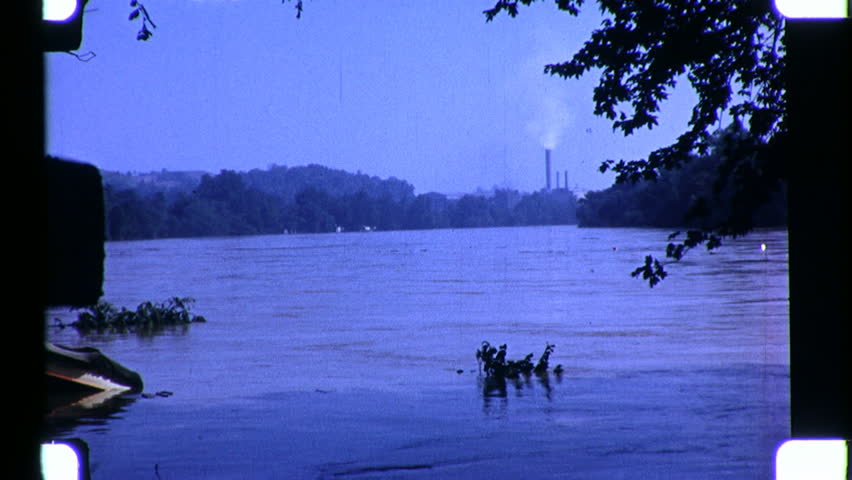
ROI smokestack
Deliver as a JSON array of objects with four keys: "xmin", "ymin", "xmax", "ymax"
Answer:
[
  {"xmin": 564, "ymin": 171, "xmax": 568, "ymax": 191},
  {"xmin": 556, "ymin": 170, "xmax": 560, "ymax": 189},
  {"xmin": 545, "ymin": 149, "xmax": 551, "ymax": 191}
]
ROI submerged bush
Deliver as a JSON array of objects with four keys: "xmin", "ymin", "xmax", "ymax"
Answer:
[
  {"xmin": 476, "ymin": 341, "xmax": 563, "ymax": 379},
  {"xmin": 66, "ymin": 297, "xmax": 206, "ymax": 334}
]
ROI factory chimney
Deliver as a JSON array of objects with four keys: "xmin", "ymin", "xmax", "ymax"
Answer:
[{"xmin": 545, "ymin": 149, "xmax": 552, "ymax": 191}]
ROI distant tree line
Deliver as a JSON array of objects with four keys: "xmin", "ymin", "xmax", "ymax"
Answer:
[
  {"xmin": 103, "ymin": 131, "xmax": 786, "ymax": 242},
  {"xmin": 103, "ymin": 164, "xmax": 579, "ymax": 241}
]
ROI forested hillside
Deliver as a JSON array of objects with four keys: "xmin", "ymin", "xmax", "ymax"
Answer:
[
  {"xmin": 101, "ymin": 126, "xmax": 787, "ymax": 243},
  {"xmin": 243, "ymin": 164, "xmax": 415, "ymax": 204},
  {"xmin": 577, "ymin": 126, "xmax": 787, "ymax": 229},
  {"xmin": 102, "ymin": 164, "xmax": 579, "ymax": 241}
]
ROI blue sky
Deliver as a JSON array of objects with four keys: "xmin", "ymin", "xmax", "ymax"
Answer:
[{"xmin": 46, "ymin": 0, "xmax": 698, "ymax": 196}]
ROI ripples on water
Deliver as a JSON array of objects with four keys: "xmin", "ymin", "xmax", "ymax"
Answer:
[{"xmin": 45, "ymin": 226, "xmax": 789, "ymax": 479}]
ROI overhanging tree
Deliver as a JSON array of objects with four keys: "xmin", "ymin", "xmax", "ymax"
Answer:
[{"xmin": 483, "ymin": 0, "xmax": 787, "ymax": 286}]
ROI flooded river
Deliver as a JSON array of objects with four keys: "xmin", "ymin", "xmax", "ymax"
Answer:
[{"xmin": 45, "ymin": 225, "xmax": 789, "ymax": 479}]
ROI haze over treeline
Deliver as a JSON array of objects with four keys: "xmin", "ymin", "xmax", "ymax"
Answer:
[
  {"xmin": 100, "ymin": 164, "xmax": 579, "ymax": 241},
  {"xmin": 98, "ymin": 132, "xmax": 787, "ymax": 242}
]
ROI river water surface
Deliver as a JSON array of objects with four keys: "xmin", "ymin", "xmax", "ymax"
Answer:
[{"xmin": 45, "ymin": 226, "xmax": 789, "ymax": 479}]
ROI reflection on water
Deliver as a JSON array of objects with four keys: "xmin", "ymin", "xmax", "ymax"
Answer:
[
  {"xmin": 479, "ymin": 372, "xmax": 561, "ymax": 400},
  {"xmin": 43, "ymin": 391, "xmax": 138, "ymax": 440},
  {"xmin": 479, "ymin": 371, "xmax": 562, "ymax": 418}
]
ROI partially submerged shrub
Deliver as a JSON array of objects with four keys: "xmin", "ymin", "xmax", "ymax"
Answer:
[
  {"xmin": 476, "ymin": 341, "xmax": 562, "ymax": 379},
  {"xmin": 66, "ymin": 297, "xmax": 206, "ymax": 334}
]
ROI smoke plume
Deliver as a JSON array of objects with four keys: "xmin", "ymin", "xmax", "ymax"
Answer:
[
  {"xmin": 526, "ymin": 92, "xmax": 571, "ymax": 149},
  {"xmin": 516, "ymin": 38, "xmax": 574, "ymax": 150}
]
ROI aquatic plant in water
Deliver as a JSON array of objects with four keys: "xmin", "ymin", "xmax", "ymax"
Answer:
[
  {"xmin": 476, "ymin": 341, "xmax": 563, "ymax": 379},
  {"xmin": 59, "ymin": 297, "xmax": 206, "ymax": 334}
]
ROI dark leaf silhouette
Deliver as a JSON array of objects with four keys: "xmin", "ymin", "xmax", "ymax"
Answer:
[{"xmin": 485, "ymin": 1, "xmax": 786, "ymax": 286}]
